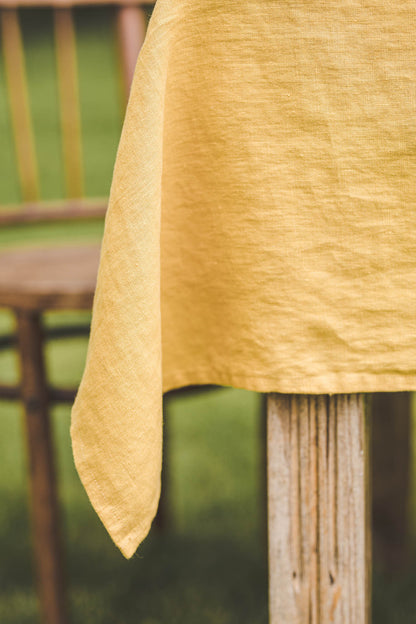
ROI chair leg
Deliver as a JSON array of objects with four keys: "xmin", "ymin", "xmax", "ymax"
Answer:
[
  {"xmin": 15, "ymin": 310, "xmax": 69, "ymax": 624},
  {"xmin": 267, "ymin": 394, "xmax": 371, "ymax": 624},
  {"xmin": 371, "ymin": 392, "xmax": 412, "ymax": 572}
]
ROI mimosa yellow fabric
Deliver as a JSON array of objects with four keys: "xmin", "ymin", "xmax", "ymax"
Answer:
[{"xmin": 71, "ymin": 0, "xmax": 416, "ymax": 558}]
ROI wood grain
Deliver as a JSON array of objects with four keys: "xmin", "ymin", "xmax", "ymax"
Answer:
[{"xmin": 267, "ymin": 394, "xmax": 371, "ymax": 624}]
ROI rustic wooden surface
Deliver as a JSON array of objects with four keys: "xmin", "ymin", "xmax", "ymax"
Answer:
[
  {"xmin": 16, "ymin": 310, "xmax": 69, "ymax": 624},
  {"xmin": 372, "ymin": 392, "xmax": 411, "ymax": 572},
  {"xmin": 267, "ymin": 394, "xmax": 371, "ymax": 624},
  {"xmin": 0, "ymin": 244, "xmax": 100, "ymax": 310}
]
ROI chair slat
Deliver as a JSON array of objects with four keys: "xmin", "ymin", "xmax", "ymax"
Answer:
[
  {"xmin": 116, "ymin": 5, "xmax": 147, "ymax": 105},
  {"xmin": 1, "ymin": 8, "xmax": 39, "ymax": 201},
  {"xmin": 53, "ymin": 7, "xmax": 83, "ymax": 198},
  {"xmin": 0, "ymin": 197, "xmax": 107, "ymax": 225}
]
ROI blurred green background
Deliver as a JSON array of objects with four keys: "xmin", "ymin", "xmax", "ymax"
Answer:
[{"xmin": 0, "ymin": 8, "xmax": 416, "ymax": 623}]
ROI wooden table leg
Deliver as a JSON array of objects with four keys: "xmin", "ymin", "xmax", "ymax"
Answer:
[
  {"xmin": 16, "ymin": 310, "xmax": 69, "ymax": 624},
  {"xmin": 267, "ymin": 394, "xmax": 371, "ymax": 624},
  {"xmin": 372, "ymin": 392, "xmax": 411, "ymax": 572}
]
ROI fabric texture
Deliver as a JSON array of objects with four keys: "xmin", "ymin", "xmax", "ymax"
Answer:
[{"xmin": 71, "ymin": 0, "xmax": 416, "ymax": 557}]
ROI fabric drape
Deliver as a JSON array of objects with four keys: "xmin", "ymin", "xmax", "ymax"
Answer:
[{"xmin": 71, "ymin": 0, "xmax": 416, "ymax": 557}]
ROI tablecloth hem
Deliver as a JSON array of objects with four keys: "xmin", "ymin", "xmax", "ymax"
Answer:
[{"xmin": 162, "ymin": 367, "xmax": 416, "ymax": 395}]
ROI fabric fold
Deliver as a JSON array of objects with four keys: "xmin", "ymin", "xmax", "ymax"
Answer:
[{"xmin": 71, "ymin": 0, "xmax": 178, "ymax": 558}]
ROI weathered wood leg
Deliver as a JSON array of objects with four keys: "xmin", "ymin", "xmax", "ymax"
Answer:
[
  {"xmin": 371, "ymin": 392, "xmax": 411, "ymax": 572},
  {"xmin": 267, "ymin": 394, "xmax": 371, "ymax": 624},
  {"xmin": 16, "ymin": 310, "xmax": 69, "ymax": 624}
]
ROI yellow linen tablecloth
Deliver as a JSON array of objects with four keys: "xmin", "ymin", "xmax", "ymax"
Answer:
[{"xmin": 71, "ymin": 0, "xmax": 416, "ymax": 557}]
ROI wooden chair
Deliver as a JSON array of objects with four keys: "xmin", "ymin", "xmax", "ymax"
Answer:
[{"xmin": 0, "ymin": 2, "xmax": 154, "ymax": 623}]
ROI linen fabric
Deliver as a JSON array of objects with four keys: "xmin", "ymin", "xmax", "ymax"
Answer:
[{"xmin": 71, "ymin": 0, "xmax": 416, "ymax": 557}]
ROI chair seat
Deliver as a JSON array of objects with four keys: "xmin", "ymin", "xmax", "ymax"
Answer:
[{"xmin": 0, "ymin": 244, "xmax": 100, "ymax": 310}]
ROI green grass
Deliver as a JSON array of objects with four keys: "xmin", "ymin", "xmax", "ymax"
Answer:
[{"xmin": 1, "ymin": 7, "xmax": 416, "ymax": 624}]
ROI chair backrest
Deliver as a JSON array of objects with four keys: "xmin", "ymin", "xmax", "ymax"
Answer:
[{"xmin": 0, "ymin": 0, "xmax": 155, "ymax": 225}]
